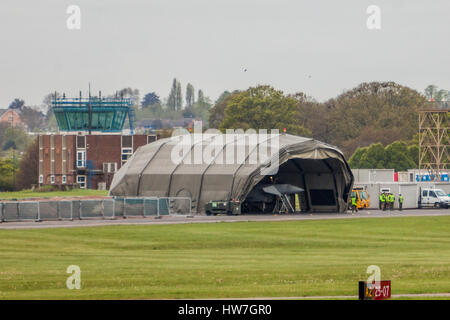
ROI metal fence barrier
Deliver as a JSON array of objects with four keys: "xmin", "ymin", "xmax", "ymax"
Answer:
[
  {"xmin": 144, "ymin": 198, "xmax": 159, "ymax": 216},
  {"xmin": 38, "ymin": 201, "xmax": 59, "ymax": 221},
  {"xmin": 120, "ymin": 197, "xmax": 191, "ymax": 218},
  {"xmin": 18, "ymin": 202, "xmax": 39, "ymax": 221},
  {"xmin": 3, "ymin": 202, "xmax": 21, "ymax": 222},
  {"xmin": 59, "ymin": 200, "xmax": 73, "ymax": 220},
  {"xmin": 80, "ymin": 199, "xmax": 116, "ymax": 220},
  {"xmin": 0, "ymin": 197, "xmax": 192, "ymax": 223}
]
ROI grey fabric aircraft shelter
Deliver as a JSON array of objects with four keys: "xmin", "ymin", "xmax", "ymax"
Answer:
[{"xmin": 109, "ymin": 133, "xmax": 354, "ymax": 213}]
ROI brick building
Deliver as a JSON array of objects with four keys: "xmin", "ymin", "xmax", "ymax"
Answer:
[
  {"xmin": 38, "ymin": 133, "xmax": 157, "ymax": 189},
  {"xmin": 0, "ymin": 109, "xmax": 25, "ymax": 127}
]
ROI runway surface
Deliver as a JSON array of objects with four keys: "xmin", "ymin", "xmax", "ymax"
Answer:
[{"xmin": 1, "ymin": 208, "xmax": 449, "ymax": 230}]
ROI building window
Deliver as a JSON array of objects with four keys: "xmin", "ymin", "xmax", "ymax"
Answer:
[
  {"xmin": 39, "ymin": 175, "xmax": 43, "ymax": 184},
  {"xmin": 77, "ymin": 175, "xmax": 86, "ymax": 188},
  {"xmin": 122, "ymin": 135, "xmax": 133, "ymax": 148},
  {"xmin": 103, "ymin": 162, "xmax": 117, "ymax": 173},
  {"xmin": 147, "ymin": 135, "xmax": 157, "ymax": 144},
  {"xmin": 121, "ymin": 135, "xmax": 133, "ymax": 165},
  {"xmin": 8, "ymin": 113, "xmax": 13, "ymax": 124},
  {"xmin": 62, "ymin": 175, "xmax": 67, "ymax": 184},
  {"xmin": 121, "ymin": 148, "xmax": 133, "ymax": 165},
  {"xmin": 77, "ymin": 135, "xmax": 86, "ymax": 148},
  {"xmin": 77, "ymin": 150, "xmax": 86, "ymax": 168},
  {"xmin": 51, "ymin": 175, "xmax": 55, "ymax": 184}
]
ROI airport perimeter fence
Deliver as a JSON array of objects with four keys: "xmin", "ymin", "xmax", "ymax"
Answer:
[{"xmin": 0, "ymin": 197, "xmax": 192, "ymax": 223}]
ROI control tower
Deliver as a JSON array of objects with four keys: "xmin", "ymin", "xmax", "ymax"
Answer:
[{"xmin": 52, "ymin": 93, "xmax": 136, "ymax": 134}]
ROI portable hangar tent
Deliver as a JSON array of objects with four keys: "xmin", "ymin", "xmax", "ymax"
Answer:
[{"xmin": 109, "ymin": 133, "xmax": 354, "ymax": 213}]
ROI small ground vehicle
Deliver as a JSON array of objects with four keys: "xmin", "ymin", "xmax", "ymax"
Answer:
[
  {"xmin": 418, "ymin": 188, "xmax": 450, "ymax": 208},
  {"xmin": 350, "ymin": 187, "xmax": 370, "ymax": 209},
  {"xmin": 205, "ymin": 200, "xmax": 241, "ymax": 215}
]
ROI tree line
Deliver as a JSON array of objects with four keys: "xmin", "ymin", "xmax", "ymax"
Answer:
[
  {"xmin": 1, "ymin": 81, "xmax": 448, "ymax": 191},
  {"xmin": 208, "ymin": 82, "xmax": 448, "ymax": 172}
]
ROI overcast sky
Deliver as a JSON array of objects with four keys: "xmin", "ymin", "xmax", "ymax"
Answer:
[{"xmin": 0, "ymin": 0, "xmax": 448, "ymax": 107}]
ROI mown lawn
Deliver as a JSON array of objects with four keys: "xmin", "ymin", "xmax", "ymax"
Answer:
[
  {"xmin": 0, "ymin": 216, "xmax": 449, "ymax": 299},
  {"xmin": 0, "ymin": 189, "xmax": 108, "ymax": 200}
]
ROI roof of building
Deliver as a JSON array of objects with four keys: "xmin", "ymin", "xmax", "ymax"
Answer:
[
  {"xmin": 0, "ymin": 108, "xmax": 22, "ymax": 118},
  {"xmin": 52, "ymin": 98, "xmax": 132, "ymax": 132}
]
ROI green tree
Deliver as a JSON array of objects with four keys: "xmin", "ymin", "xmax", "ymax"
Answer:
[
  {"xmin": 186, "ymin": 83, "xmax": 195, "ymax": 108},
  {"xmin": 15, "ymin": 137, "xmax": 39, "ymax": 190},
  {"xmin": 43, "ymin": 92, "xmax": 61, "ymax": 115},
  {"xmin": 408, "ymin": 145, "xmax": 419, "ymax": 167},
  {"xmin": 219, "ymin": 85, "xmax": 311, "ymax": 136},
  {"xmin": 208, "ymin": 90, "xmax": 240, "ymax": 129},
  {"xmin": 0, "ymin": 158, "xmax": 17, "ymax": 191},
  {"xmin": 197, "ymin": 89, "xmax": 205, "ymax": 105},
  {"xmin": 216, "ymin": 91, "xmax": 233, "ymax": 105},
  {"xmin": 21, "ymin": 106, "xmax": 44, "ymax": 131},
  {"xmin": 358, "ymin": 143, "xmax": 386, "ymax": 169},
  {"xmin": 8, "ymin": 98, "xmax": 25, "ymax": 110},
  {"xmin": 167, "ymin": 78, "xmax": 178, "ymax": 111},
  {"xmin": 117, "ymin": 88, "xmax": 140, "ymax": 106},
  {"xmin": 348, "ymin": 146, "xmax": 368, "ymax": 168},
  {"xmin": 176, "ymin": 81, "xmax": 183, "ymax": 111},
  {"xmin": 0, "ymin": 123, "xmax": 11, "ymax": 147},
  {"xmin": 1, "ymin": 127, "xmax": 31, "ymax": 152},
  {"xmin": 424, "ymin": 85, "xmax": 449, "ymax": 102},
  {"xmin": 141, "ymin": 92, "xmax": 160, "ymax": 108},
  {"xmin": 188, "ymin": 89, "xmax": 212, "ymax": 124},
  {"xmin": 349, "ymin": 140, "xmax": 419, "ymax": 171},
  {"xmin": 435, "ymin": 89, "xmax": 448, "ymax": 102},
  {"xmin": 322, "ymin": 82, "xmax": 427, "ymax": 156},
  {"xmin": 292, "ymin": 92, "xmax": 327, "ymax": 140},
  {"xmin": 384, "ymin": 141, "xmax": 416, "ymax": 171}
]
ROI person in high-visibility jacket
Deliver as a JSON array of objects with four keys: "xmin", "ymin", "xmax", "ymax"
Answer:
[
  {"xmin": 387, "ymin": 193, "xmax": 395, "ymax": 210},
  {"xmin": 351, "ymin": 195, "xmax": 358, "ymax": 213},
  {"xmin": 398, "ymin": 194, "xmax": 404, "ymax": 211},
  {"xmin": 379, "ymin": 193, "xmax": 386, "ymax": 211}
]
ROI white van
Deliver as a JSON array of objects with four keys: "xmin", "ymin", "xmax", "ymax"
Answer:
[{"xmin": 418, "ymin": 188, "xmax": 450, "ymax": 208}]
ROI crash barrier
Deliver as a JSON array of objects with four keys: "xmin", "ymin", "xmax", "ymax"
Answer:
[
  {"xmin": 115, "ymin": 197, "xmax": 192, "ymax": 218},
  {"xmin": 0, "ymin": 197, "xmax": 192, "ymax": 223}
]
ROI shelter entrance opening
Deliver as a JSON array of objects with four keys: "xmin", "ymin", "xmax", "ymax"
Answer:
[{"xmin": 241, "ymin": 158, "xmax": 343, "ymax": 214}]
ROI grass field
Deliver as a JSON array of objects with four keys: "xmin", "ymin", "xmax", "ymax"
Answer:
[
  {"xmin": 0, "ymin": 189, "xmax": 109, "ymax": 200},
  {"xmin": 0, "ymin": 216, "xmax": 449, "ymax": 299}
]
